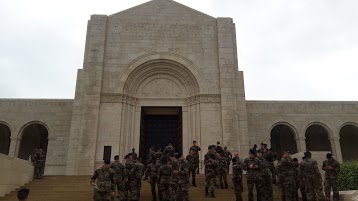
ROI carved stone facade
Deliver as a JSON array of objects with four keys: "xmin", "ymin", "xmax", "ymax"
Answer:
[{"xmin": 0, "ymin": 0, "xmax": 357, "ymax": 175}]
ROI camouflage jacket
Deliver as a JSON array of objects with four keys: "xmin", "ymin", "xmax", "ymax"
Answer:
[
  {"xmin": 263, "ymin": 152, "xmax": 277, "ymax": 163},
  {"xmin": 204, "ymin": 152, "xmax": 217, "ymax": 165},
  {"xmin": 158, "ymin": 164, "xmax": 172, "ymax": 184},
  {"xmin": 299, "ymin": 158, "xmax": 321, "ymax": 180},
  {"xmin": 232, "ymin": 158, "xmax": 244, "ymax": 180},
  {"xmin": 164, "ymin": 145, "xmax": 175, "ymax": 156},
  {"xmin": 146, "ymin": 162, "xmax": 160, "ymax": 179},
  {"xmin": 186, "ymin": 154, "xmax": 199, "ymax": 169},
  {"xmin": 110, "ymin": 161, "xmax": 124, "ymax": 181},
  {"xmin": 169, "ymin": 158, "xmax": 179, "ymax": 182},
  {"xmin": 190, "ymin": 145, "xmax": 201, "ymax": 154},
  {"xmin": 33, "ymin": 149, "xmax": 45, "ymax": 162},
  {"xmin": 222, "ymin": 150, "xmax": 232, "ymax": 162},
  {"xmin": 280, "ymin": 157, "xmax": 295, "ymax": 179},
  {"xmin": 91, "ymin": 168, "xmax": 115, "ymax": 193},
  {"xmin": 243, "ymin": 157, "xmax": 262, "ymax": 177},
  {"xmin": 205, "ymin": 159, "xmax": 218, "ymax": 178},
  {"xmin": 124, "ymin": 160, "xmax": 136, "ymax": 181},
  {"xmin": 177, "ymin": 160, "xmax": 190, "ymax": 184},
  {"xmin": 137, "ymin": 162, "xmax": 145, "ymax": 178},
  {"xmin": 257, "ymin": 157, "xmax": 271, "ymax": 177},
  {"xmin": 216, "ymin": 157, "xmax": 228, "ymax": 172},
  {"xmin": 322, "ymin": 158, "xmax": 340, "ymax": 179}
]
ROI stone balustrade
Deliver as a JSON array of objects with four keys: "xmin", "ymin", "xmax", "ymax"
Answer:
[{"xmin": 0, "ymin": 153, "xmax": 33, "ymax": 197}]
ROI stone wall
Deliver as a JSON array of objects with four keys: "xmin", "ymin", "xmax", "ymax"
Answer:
[
  {"xmin": 0, "ymin": 153, "xmax": 33, "ymax": 197},
  {"xmin": 246, "ymin": 101, "xmax": 358, "ymax": 162},
  {"xmin": 0, "ymin": 99, "xmax": 73, "ymax": 175}
]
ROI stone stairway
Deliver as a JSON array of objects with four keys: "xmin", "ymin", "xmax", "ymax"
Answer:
[{"xmin": 0, "ymin": 175, "xmax": 284, "ymax": 201}]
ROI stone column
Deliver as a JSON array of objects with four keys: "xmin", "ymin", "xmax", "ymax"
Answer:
[
  {"xmin": 331, "ymin": 137, "xmax": 343, "ymax": 163},
  {"xmin": 297, "ymin": 137, "xmax": 306, "ymax": 152},
  {"xmin": 8, "ymin": 137, "xmax": 19, "ymax": 157}
]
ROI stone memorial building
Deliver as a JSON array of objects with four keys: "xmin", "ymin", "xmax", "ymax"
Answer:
[{"xmin": 0, "ymin": 0, "xmax": 358, "ymax": 175}]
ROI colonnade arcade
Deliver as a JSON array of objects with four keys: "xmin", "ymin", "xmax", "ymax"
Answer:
[{"xmin": 270, "ymin": 122, "xmax": 358, "ymax": 162}]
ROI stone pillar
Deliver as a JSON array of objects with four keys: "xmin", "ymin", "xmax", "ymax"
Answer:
[
  {"xmin": 217, "ymin": 18, "xmax": 240, "ymax": 151},
  {"xmin": 331, "ymin": 137, "xmax": 343, "ymax": 163},
  {"xmin": 297, "ymin": 137, "xmax": 307, "ymax": 152},
  {"xmin": 65, "ymin": 15, "xmax": 108, "ymax": 175},
  {"xmin": 8, "ymin": 137, "xmax": 19, "ymax": 157}
]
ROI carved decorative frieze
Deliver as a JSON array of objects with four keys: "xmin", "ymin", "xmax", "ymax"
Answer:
[{"xmin": 100, "ymin": 93, "xmax": 138, "ymax": 105}]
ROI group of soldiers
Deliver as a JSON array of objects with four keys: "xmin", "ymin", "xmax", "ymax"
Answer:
[{"xmin": 90, "ymin": 141, "xmax": 340, "ymax": 201}]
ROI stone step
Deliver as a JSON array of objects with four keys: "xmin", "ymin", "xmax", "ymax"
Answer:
[{"xmin": 0, "ymin": 175, "xmax": 285, "ymax": 201}]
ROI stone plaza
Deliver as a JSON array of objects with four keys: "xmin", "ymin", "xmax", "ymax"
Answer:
[{"xmin": 0, "ymin": 0, "xmax": 358, "ymax": 176}]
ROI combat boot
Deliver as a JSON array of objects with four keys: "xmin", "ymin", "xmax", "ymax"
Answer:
[
  {"xmin": 211, "ymin": 192, "xmax": 215, "ymax": 198},
  {"xmin": 205, "ymin": 187, "xmax": 209, "ymax": 197}
]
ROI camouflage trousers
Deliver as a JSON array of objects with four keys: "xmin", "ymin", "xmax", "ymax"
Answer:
[
  {"xmin": 324, "ymin": 178, "xmax": 339, "ymax": 201},
  {"xmin": 137, "ymin": 178, "xmax": 142, "ymax": 198},
  {"xmin": 34, "ymin": 162, "xmax": 45, "ymax": 179},
  {"xmin": 246, "ymin": 175, "xmax": 263, "ymax": 201},
  {"xmin": 218, "ymin": 171, "xmax": 228, "ymax": 189},
  {"xmin": 232, "ymin": 177, "xmax": 243, "ymax": 201},
  {"xmin": 259, "ymin": 175, "xmax": 273, "ymax": 201},
  {"xmin": 269, "ymin": 162, "xmax": 276, "ymax": 183},
  {"xmin": 304, "ymin": 176, "xmax": 325, "ymax": 201},
  {"xmin": 176, "ymin": 182, "xmax": 189, "ymax": 201},
  {"xmin": 124, "ymin": 179, "xmax": 139, "ymax": 201},
  {"xmin": 115, "ymin": 179, "xmax": 125, "ymax": 201},
  {"xmin": 294, "ymin": 181, "xmax": 307, "ymax": 201},
  {"xmin": 205, "ymin": 176, "xmax": 216, "ymax": 196},
  {"xmin": 169, "ymin": 179, "xmax": 178, "ymax": 201},
  {"xmin": 149, "ymin": 177, "xmax": 158, "ymax": 199},
  {"xmin": 281, "ymin": 177, "xmax": 296, "ymax": 201},
  {"xmin": 189, "ymin": 167, "xmax": 197, "ymax": 185},
  {"xmin": 160, "ymin": 181, "xmax": 171, "ymax": 201},
  {"xmin": 93, "ymin": 190, "xmax": 111, "ymax": 201}
]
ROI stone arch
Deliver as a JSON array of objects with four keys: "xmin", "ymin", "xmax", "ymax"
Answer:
[
  {"xmin": 270, "ymin": 122, "xmax": 298, "ymax": 158},
  {"xmin": 18, "ymin": 121, "xmax": 49, "ymax": 160},
  {"xmin": 339, "ymin": 122, "xmax": 358, "ymax": 161},
  {"xmin": 305, "ymin": 122, "xmax": 332, "ymax": 152},
  {"xmin": 0, "ymin": 121, "xmax": 11, "ymax": 155},
  {"xmin": 118, "ymin": 52, "xmax": 207, "ymax": 95}
]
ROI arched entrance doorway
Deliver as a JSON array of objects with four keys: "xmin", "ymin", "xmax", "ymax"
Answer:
[
  {"xmin": 340, "ymin": 124, "xmax": 358, "ymax": 161},
  {"xmin": 305, "ymin": 124, "xmax": 332, "ymax": 151},
  {"xmin": 0, "ymin": 122, "xmax": 11, "ymax": 155},
  {"xmin": 270, "ymin": 124, "xmax": 298, "ymax": 158},
  {"xmin": 18, "ymin": 123, "xmax": 49, "ymax": 160}
]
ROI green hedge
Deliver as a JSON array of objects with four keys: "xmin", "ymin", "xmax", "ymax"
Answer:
[{"xmin": 339, "ymin": 160, "xmax": 358, "ymax": 190}]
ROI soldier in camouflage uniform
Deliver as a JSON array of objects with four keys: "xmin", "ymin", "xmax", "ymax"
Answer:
[
  {"xmin": 155, "ymin": 148, "xmax": 163, "ymax": 162},
  {"xmin": 90, "ymin": 159, "xmax": 116, "ymax": 201},
  {"xmin": 299, "ymin": 151, "xmax": 325, "ymax": 201},
  {"xmin": 110, "ymin": 155, "xmax": 125, "ymax": 201},
  {"xmin": 205, "ymin": 154, "xmax": 218, "ymax": 198},
  {"xmin": 136, "ymin": 157, "xmax": 145, "ymax": 199},
  {"xmin": 264, "ymin": 148, "xmax": 277, "ymax": 184},
  {"xmin": 222, "ymin": 146, "xmax": 233, "ymax": 172},
  {"xmin": 243, "ymin": 149, "xmax": 262, "ymax": 201},
  {"xmin": 189, "ymin": 140, "xmax": 201, "ymax": 174},
  {"xmin": 280, "ymin": 151, "xmax": 296, "ymax": 201},
  {"xmin": 124, "ymin": 153, "xmax": 140, "ymax": 201},
  {"xmin": 146, "ymin": 158, "xmax": 161, "ymax": 201},
  {"xmin": 257, "ymin": 150, "xmax": 273, "ymax": 201},
  {"xmin": 322, "ymin": 153, "xmax": 340, "ymax": 201},
  {"xmin": 32, "ymin": 148, "xmax": 46, "ymax": 179},
  {"xmin": 186, "ymin": 150, "xmax": 199, "ymax": 187},
  {"xmin": 175, "ymin": 153, "xmax": 190, "ymax": 201},
  {"xmin": 232, "ymin": 153, "xmax": 244, "ymax": 201},
  {"xmin": 158, "ymin": 156, "xmax": 172, "ymax": 201},
  {"xmin": 168, "ymin": 153, "xmax": 179, "ymax": 201},
  {"xmin": 216, "ymin": 153, "xmax": 229, "ymax": 189}
]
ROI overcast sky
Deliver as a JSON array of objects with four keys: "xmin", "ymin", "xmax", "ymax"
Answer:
[{"xmin": 1, "ymin": 0, "xmax": 357, "ymax": 100}]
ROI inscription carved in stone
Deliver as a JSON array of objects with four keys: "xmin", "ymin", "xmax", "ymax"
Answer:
[{"xmin": 111, "ymin": 23, "xmax": 214, "ymax": 38}]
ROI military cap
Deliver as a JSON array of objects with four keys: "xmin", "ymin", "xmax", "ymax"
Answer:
[{"xmin": 104, "ymin": 159, "xmax": 111, "ymax": 164}]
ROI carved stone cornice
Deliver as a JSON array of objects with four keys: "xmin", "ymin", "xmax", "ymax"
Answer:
[{"xmin": 100, "ymin": 93, "xmax": 221, "ymax": 105}]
